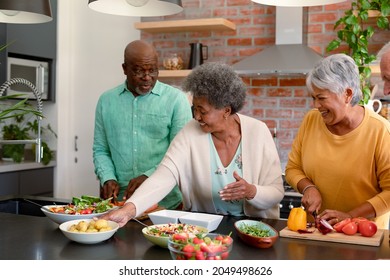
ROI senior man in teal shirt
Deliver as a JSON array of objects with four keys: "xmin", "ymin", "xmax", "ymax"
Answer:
[{"xmin": 93, "ymin": 40, "xmax": 192, "ymax": 209}]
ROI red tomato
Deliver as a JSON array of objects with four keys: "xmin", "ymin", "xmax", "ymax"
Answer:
[
  {"xmin": 195, "ymin": 250, "xmax": 205, "ymax": 260},
  {"xmin": 352, "ymin": 217, "xmax": 368, "ymax": 226},
  {"xmin": 333, "ymin": 218, "xmax": 352, "ymax": 233},
  {"xmin": 182, "ymin": 244, "xmax": 195, "ymax": 258},
  {"xmin": 80, "ymin": 209, "xmax": 92, "ymax": 214},
  {"xmin": 192, "ymin": 237, "xmax": 203, "ymax": 244},
  {"xmin": 358, "ymin": 221, "xmax": 377, "ymax": 237},
  {"xmin": 172, "ymin": 233, "xmax": 188, "ymax": 241},
  {"xmin": 342, "ymin": 221, "xmax": 358, "ymax": 235},
  {"xmin": 222, "ymin": 236, "xmax": 233, "ymax": 245}
]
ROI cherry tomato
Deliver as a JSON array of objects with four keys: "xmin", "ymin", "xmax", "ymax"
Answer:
[
  {"xmin": 342, "ymin": 221, "xmax": 358, "ymax": 235},
  {"xmin": 333, "ymin": 218, "xmax": 351, "ymax": 233},
  {"xmin": 80, "ymin": 209, "xmax": 92, "ymax": 214},
  {"xmin": 358, "ymin": 221, "xmax": 377, "ymax": 237}
]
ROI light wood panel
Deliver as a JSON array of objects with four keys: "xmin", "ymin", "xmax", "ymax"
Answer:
[{"xmin": 134, "ymin": 18, "xmax": 236, "ymax": 33}]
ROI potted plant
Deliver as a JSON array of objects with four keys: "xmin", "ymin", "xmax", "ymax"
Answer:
[
  {"xmin": 326, "ymin": 0, "xmax": 389, "ymax": 103},
  {"xmin": 1, "ymin": 110, "xmax": 56, "ymax": 165}
]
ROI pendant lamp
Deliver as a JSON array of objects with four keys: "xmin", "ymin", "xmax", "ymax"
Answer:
[
  {"xmin": 251, "ymin": 0, "xmax": 347, "ymax": 6},
  {"xmin": 88, "ymin": 0, "xmax": 183, "ymax": 17},
  {"xmin": 0, "ymin": 0, "xmax": 52, "ymax": 24}
]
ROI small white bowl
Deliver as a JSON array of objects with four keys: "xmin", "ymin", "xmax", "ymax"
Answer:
[
  {"xmin": 59, "ymin": 219, "xmax": 119, "ymax": 244},
  {"xmin": 41, "ymin": 205, "xmax": 107, "ymax": 224},
  {"xmin": 179, "ymin": 212, "xmax": 223, "ymax": 232},
  {"xmin": 148, "ymin": 209, "xmax": 188, "ymax": 225}
]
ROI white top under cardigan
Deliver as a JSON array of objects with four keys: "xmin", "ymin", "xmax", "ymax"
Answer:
[{"xmin": 128, "ymin": 114, "xmax": 285, "ymax": 219}]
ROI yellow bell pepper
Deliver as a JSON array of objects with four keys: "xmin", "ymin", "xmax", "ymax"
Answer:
[{"xmin": 287, "ymin": 207, "xmax": 307, "ymax": 231}]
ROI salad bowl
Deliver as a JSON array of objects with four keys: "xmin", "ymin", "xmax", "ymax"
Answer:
[
  {"xmin": 41, "ymin": 195, "xmax": 116, "ymax": 224},
  {"xmin": 41, "ymin": 205, "xmax": 107, "ymax": 224},
  {"xmin": 142, "ymin": 223, "xmax": 208, "ymax": 248}
]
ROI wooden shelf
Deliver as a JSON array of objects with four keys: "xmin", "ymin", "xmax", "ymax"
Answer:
[
  {"xmin": 158, "ymin": 70, "xmax": 191, "ymax": 78},
  {"xmin": 134, "ymin": 18, "xmax": 236, "ymax": 33}
]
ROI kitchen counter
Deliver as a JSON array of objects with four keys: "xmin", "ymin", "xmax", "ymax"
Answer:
[
  {"xmin": 0, "ymin": 160, "xmax": 56, "ymax": 173},
  {"xmin": 1, "ymin": 196, "xmax": 389, "ymax": 260}
]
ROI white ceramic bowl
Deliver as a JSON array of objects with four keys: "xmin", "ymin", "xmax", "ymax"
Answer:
[
  {"xmin": 59, "ymin": 219, "xmax": 119, "ymax": 244},
  {"xmin": 148, "ymin": 209, "xmax": 188, "ymax": 225},
  {"xmin": 142, "ymin": 223, "xmax": 208, "ymax": 248},
  {"xmin": 41, "ymin": 205, "xmax": 106, "ymax": 224},
  {"xmin": 179, "ymin": 212, "xmax": 223, "ymax": 232}
]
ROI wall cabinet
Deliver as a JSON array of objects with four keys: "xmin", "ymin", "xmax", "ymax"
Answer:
[
  {"xmin": 0, "ymin": 167, "xmax": 54, "ymax": 196},
  {"xmin": 1, "ymin": 0, "xmax": 57, "ymax": 101}
]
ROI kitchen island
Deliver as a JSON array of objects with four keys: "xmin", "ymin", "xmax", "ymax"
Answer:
[{"xmin": 0, "ymin": 196, "xmax": 389, "ymax": 260}]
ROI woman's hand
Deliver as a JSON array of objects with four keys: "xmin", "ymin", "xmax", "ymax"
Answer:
[
  {"xmin": 219, "ymin": 171, "xmax": 256, "ymax": 201},
  {"xmin": 318, "ymin": 209, "xmax": 352, "ymax": 226},
  {"xmin": 99, "ymin": 202, "xmax": 136, "ymax": 228},
  {"xmin": 300, "ymin": 187, "xmax": 322, "ymax": 216}
]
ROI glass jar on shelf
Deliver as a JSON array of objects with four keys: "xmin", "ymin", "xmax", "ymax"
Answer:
[{"xmin": 163, "ymin": 53, "xmax": 183, "ymax": 70}]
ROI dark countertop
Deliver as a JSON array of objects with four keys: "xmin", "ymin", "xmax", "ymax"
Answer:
[{"xmin": 1, "ymin": 196, "xmax": 389, "ymax": 260}]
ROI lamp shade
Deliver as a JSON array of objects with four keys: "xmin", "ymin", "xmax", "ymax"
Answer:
[
  {"xmin": 0, "ymin": 0, "xmax": 52, "ymax": 24},
  {"xmin": 88, "ymin": 0, "xmax": 183, "ymax": 17},
  {"xmin": 251, "ymin": 0, "xmax": 347, "ymax": 7}
]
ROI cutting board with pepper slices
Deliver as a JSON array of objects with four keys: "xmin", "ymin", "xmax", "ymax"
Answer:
[{"xmin": 279, "ymin": 227, "xmax": 385, "ymax": 246}]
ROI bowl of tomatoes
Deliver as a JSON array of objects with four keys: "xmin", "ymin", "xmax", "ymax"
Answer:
[
  {"xmin": 168, "ymin": 233, "xmax": 233, "ymax": 260},
  {"xmin": 41, "ymin": 195, "xmax": 117, "ymax": 224}
]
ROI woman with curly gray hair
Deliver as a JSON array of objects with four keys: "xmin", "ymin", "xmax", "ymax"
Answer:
[
  {"xmin": 285, "ymin": 53, "xmax": 390, "ymax": 229},
  {"xmin": 102, "ymin": 62, "xmax": 284, "ymax": 227}
]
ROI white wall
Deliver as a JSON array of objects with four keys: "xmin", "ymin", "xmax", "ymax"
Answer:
[{"xmin": 54, "ymin": 0, "xmax": 139, "ymax": 198}]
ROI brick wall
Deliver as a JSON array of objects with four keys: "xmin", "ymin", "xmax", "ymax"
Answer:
[{"xmin": 140, "ymin": 0, "xmax": 390, "ymax": 169}]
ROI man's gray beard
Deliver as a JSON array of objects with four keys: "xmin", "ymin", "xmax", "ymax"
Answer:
[{"xmin": 136, "ymin": 87, "xmax": 151, "ymax": 96}]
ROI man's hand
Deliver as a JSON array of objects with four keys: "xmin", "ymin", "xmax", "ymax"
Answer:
[
  {"xmin": 101, "ymin": 180, "xmax": 120, "ymax": 200},
  {"xmin": 123, "ymin": 175, "xmax": 148, "ymax": 200}
]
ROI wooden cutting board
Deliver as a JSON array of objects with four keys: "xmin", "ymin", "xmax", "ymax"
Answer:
[{"xmin": 279, "ymin": 227, "xmax": 385, "ymax": 247}]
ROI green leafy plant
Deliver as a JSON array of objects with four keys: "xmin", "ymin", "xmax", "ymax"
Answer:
[
  {"xmin": 1, "ymin": 113, "xmax": 56, "ymax": 165},
  {"xmin": 326, "ymin": 0, "xmax": 390, "ymax": 103}
]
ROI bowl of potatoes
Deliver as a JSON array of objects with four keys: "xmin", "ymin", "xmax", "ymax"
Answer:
[{"xmin": 59, "ymin": 219, "xmax": 119, "ymax": 244}]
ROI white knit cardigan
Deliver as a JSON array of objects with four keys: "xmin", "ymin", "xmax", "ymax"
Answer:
[{"xmin": 129, "ymin": 114, "xmax": 284, "ymax": 219}]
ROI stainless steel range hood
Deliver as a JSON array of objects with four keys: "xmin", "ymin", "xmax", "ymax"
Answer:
[{"xmin": 233, "ymin": 7, "xmax": 323, "ymax": 75}]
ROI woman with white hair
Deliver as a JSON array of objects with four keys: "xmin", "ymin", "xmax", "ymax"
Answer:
[
  {"xmin": 285, "ymin": 53, "xmax": 390, "ymax": 229},
  {"xmin": 102, "ymin": 62, "xmax": 284, "ymax": 227}
]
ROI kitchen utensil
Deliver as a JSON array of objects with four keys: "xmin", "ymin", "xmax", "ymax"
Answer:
[
  {"xmin": 132, "ymin": 217, "xmax": 149, "ymax": 227},
  {"xmin": 366, "ymin": 99, "xmax": 382, "ymax": 113},
  {"xmin": 279, "ymin": 227, "xmax": 384, "ymax": 246},
  {"xmin": 23, "ymin": 198, "xmax": 44, "ymax": 208},
  {"xmin": 188, "ymin": 43, "xmax": 208, "ymax": 69}
]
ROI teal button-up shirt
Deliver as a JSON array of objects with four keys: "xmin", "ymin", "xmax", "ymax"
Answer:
[{"xmin": 93, "ymin": 80, "xmax": 192, "ymax": 208}]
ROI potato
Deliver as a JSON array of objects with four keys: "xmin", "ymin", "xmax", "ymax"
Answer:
[
  {"xmin": 99, "ymin": 226, "xmax": 112, "ymax": 232},
  {"xmin": 94, "ymin": 219, "xmax": 108, "ymax": 230},
  {"xmin": 76, "ymin": 221, "xmax": 88, "ymax": 232}
]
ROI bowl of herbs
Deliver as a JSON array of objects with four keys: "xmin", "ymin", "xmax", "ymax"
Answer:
[{"xmin": 234, "ymin": 219, "xmax": 278, "ymax": 249}]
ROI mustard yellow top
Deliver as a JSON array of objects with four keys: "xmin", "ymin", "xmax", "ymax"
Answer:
[{"xmin": 285, "ymin": 107, "xmax": 390, "ymax": 229}]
